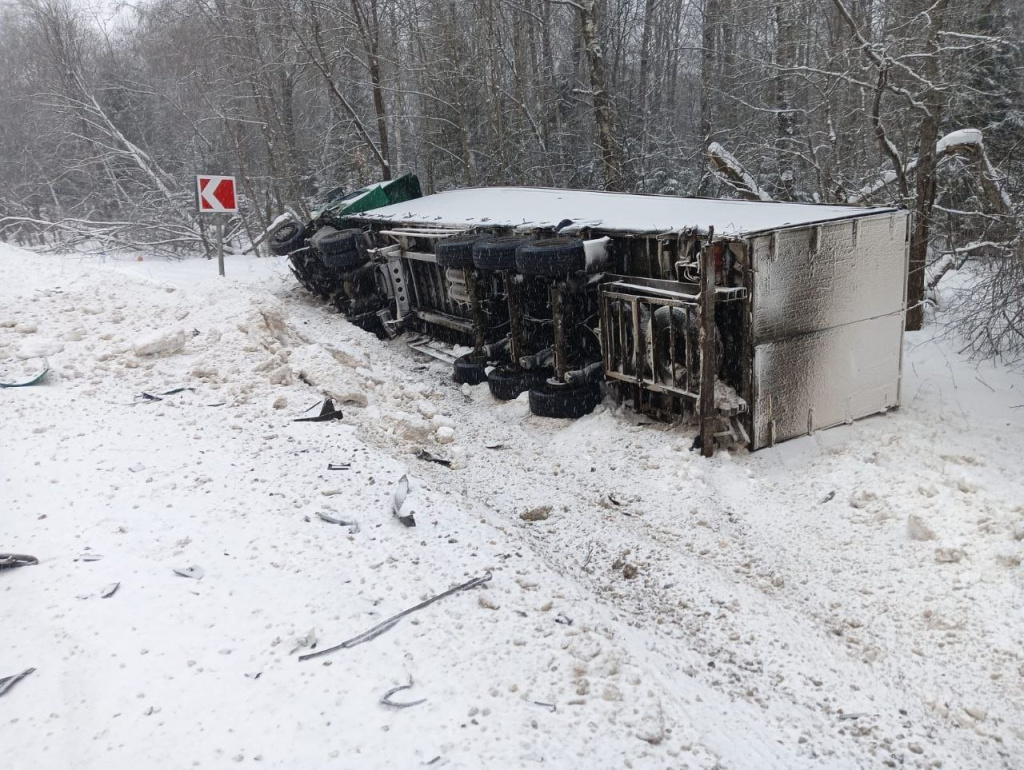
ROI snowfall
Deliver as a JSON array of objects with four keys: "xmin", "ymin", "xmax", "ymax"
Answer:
[{"xmin": 1, "ymin": 243, "xmax": 1022, "ymax": 770}]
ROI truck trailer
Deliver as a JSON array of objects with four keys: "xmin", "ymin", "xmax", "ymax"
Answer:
[{"xmin": 272, "ymin": 182, "xmax": 909, "ymax": 455}]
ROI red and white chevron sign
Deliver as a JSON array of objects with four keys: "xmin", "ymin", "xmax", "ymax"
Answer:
[{"xmin": 196, "ymin": 175, "xmax": 237, "ymax": 213}]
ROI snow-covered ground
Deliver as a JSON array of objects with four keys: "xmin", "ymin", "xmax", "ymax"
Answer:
[{"xmin": 2, "ymin": 245, "xmax": 1022, "ymax": 769}]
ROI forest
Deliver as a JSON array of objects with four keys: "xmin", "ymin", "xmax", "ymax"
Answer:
[{"xmin": 0, "ymin": 0, "xmax": 1022, "ymax": 355}]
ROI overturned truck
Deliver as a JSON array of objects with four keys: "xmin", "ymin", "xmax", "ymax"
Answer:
[{"xmin": 274, "ymin": 181, "xmax": 909, "ymax": 455}]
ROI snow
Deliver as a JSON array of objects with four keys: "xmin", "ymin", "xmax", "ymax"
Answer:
[
  {"xmin": 2, "ymin": 243, "xmax": 1024, "ymax": 769},
  {"xmin": 707, "ymin": 142, "xmax": 774, "ymax": 202},
  {"xmin": 935, "ymin": 128, "xmax": 984, "ymax": 155},
  {"xmin": 349, "ymin": 186, "xmax": 899, "ymax": 238}
]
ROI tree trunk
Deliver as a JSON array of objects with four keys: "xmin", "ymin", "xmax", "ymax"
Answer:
[
  {"xmin": 905, "ymin": 0, "xmax": 949, "ymax": 331},
  {"xmin": 579, "ymin": 0, "xmax": 623, "ymax": 191}
]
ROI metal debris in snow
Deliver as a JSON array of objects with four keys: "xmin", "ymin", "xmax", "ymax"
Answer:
[
  {"xmin": 160, "ymin": 387, "xmax": 195, "ymax": 396},
  {"xmin": 380, "ymin": 681, "xmax": 427, "ymax": 709},
  {"xmin": 820, "ymin": 491, "xmax": 836, "ymax": 504},
  {"xmin": 533, "ymin": 701, "xmax": 557, "ymax": 713},
  {"xmin": 316, "ymin": 511, "xmax": 360, "ymax": 533},
  {"xmin": 293, "ymin": 397, "xmax": 344, "ymax": 423},
  {"xmin": 100, "ymin": 582, "xmax": 120, "ymax": 598},
  {"xmin": 0, "ymin": 668, "xmax": 35, "ymax": 698},
  {"xmin": 415, "ymin": 448, "xmax": 452, "ymax": 467},
  {"xmin": 0, "ymin": 367, "xmax": 49, "ymax": 388},
  {"xmin": 75, "ymin": 553, "xmax": 103, "ymax": 562},
  {"xmin": 483, "ymin": 441, "xmax": 505, "ymax": 450},
  {"xmin": 0, "ymin": 553, "xmax": 38, "ymax": 571},
  {"xmin": 327, "ymin": 462, "xmax": 351, "ymax": 471},
  {"xmin": 299, "ymin": 571, "xmax": 493, "ymax": 661},
  {"xmin": 173, "ymin": 565, "xmax": 204, "ymax": 580},
  {"xmin": 392, "ymin": 474, "xmax": 416, "ymax": 527}
]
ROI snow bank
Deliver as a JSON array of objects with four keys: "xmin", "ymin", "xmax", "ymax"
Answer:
[{"xmin": 132, "ymin": 328, "xmax": 187, "ymax": 357}]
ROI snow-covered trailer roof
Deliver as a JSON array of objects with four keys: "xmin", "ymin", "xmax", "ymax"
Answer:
[{"xmin": 348, "ymin": 186, "xmax": 900, "ymax": 238}]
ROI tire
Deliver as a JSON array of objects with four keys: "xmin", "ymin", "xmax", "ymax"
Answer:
[
  {"xmin": 311, "ymin": 226, "xmax": 367, "ymax": 257},
  {"xmin": 473, "ymin": 236, "xmax": 532, "ymax": 272},
  {"xmin": 528, "ymin": 379, "xmax": 602, "ymax": 419},
  {"xmin": 324, "ymin": 247, "xmax": 370, "ymax": 271},
  {"xmin": 435, "ymin": 234, "xmax": 488, "ymax": 269},
  {"xmin": 289, "ymin": 252, "xmax": 335, "ymax": 299},
  {"xmin": 515, "ymin": 238, "xmax": 585, "ymax": 277},
  {"xmin": 269, "ymin": 220, "xmax": 307, "ymax": 256},
  {"xmin": 453, "ymin": 353, "xmax": 488, "ymax": 385},
  {"xmin": 487, "ymin": 364, "xmax": 546, "ymax": 401}
]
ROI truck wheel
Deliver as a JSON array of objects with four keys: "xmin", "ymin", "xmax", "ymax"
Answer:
[
  {"xmin": 528, "ymin": 379, "xmax": 601, "ymax": 418},
  {"xmin": 453, "ymin": 353, "xmax": 488, "ymax": 385},
  {"xmin": 269, "ymin": 220, "xmax": 307, "ymax": 256},
  {"xmin": 436, "ymin": 234, "xmax": 488, "ymax": 269},
  {"xmin": 487, "ymin": 364, "xmax": 545, "ymax": 401},
  {"xmin": 321, "ymin": 248, "xmax": 369, "ymax": 271},
  {"xmin": 473, "ymin": 236, "xmax": 532, "ymax": 271},
  {"xmin": 515, "ymin": 238, "xmax": 585, "ymax": 277},
  {"xmin": 312, "ymin": 226, "xmax": 367, "ymax": 256}
]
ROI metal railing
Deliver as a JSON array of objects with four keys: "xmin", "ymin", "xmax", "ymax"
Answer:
[{"xmin": 600, "ymin": 277, "xmax": 702, "ymax": 402}]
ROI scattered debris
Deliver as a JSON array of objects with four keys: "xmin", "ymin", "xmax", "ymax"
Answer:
[
  {"xmin": 133, "ymin": 386, "xmax": 194, "ymax": 403},
  {"xmin": 392, "ymin": 474, "xmax": 416, "ymax": 527},
  {"xmin": 290, "ymin": 628, "xmax": 318, "ymax": 655},
  {"xmin": 520, "ymin": 505, "xmax": 552, "ymax": 522},
  {"xmin": 0, "ymin": 553, "xmax": 38, "ymax": 571},
  {"xmin": 533, "ymin": 701, "xmax": 557, "ymax": 713},
  {"xmin": 173, "ymin": 565, "xmax": 204, "ymax": 580},
  {"xmin": 820, "ymin": 491, "xmax": 836, "ymax": 504},
  {"xmin": 380, "ymin": 681, "xmax": 427, "ymax": 709},
  {"xmin": 327, "ymin": 462, "xmax": 351, "ymax": 471},
  {"xmin": 0, "ymin": 668, "xmax": 35, "ymax": 698},
  {"xmin": 416, "ymin": 448, "xmax": 452, "ymax": 467},
  {"xmin": 484, "ymin": 441, "xmax": 505, "ymax": 450},
  {"xmin": 300, "ymin": 571, "xmax": 492, "ymax": 661},
  {"xmin": 0, "ymin": 366, "xmax": 49, "ymax": 388},
  {"xmin": 75, "ymin": 553, "xmax": 103, "ymax": 562},
  {"xmin": 316, "ymin": 511, "xmax": 360, "ymax": 533},
  {"xmin": 128, "ymin": 462, "xmax": 146, "ymax": 473},
  {"xmin": 607, "ymin": 492, "xmax": 622, "ymax": 507},
  {"xmin": 293, "ymin": 398, "xmax": 344, "ymax": 423},
  {"xmin": 245, "ymin": 672, "xmax": 262, "ymax": 680},
  {"xmin": 100, "ymin": 582, "xmax": 120, "ymax": 598},
  {"xmin": 622, "ymin": 563, "xmax": 639, "ymax": 580},
  {"xmin": 554, "ymin": 612, "xmax": 573, "ymax": 626}
]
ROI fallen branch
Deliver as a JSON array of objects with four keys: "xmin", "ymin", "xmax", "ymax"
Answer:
[
  {"xmin": 299, "ymin": 572, "xmax": 493, "ymax": 661},
  {"xmin": 706, "ymin": 143, "xmax": 773, "ymax": 202}
]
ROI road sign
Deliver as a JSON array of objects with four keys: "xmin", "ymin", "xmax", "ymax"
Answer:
[{"xmin": 196, "ymin": 175, "xmax": 237, "ymax": 213}]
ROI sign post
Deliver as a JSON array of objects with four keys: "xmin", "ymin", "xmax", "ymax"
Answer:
[{"xmin": 196, "ymin": 175, "xmax": 238, "ymax": 277}]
